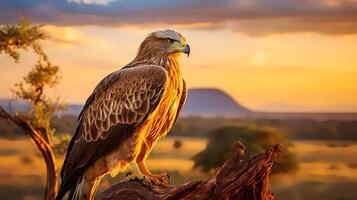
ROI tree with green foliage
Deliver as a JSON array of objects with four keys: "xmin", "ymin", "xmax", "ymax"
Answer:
[
  {"xmin": 192, "ymin": 125, "xmax": 298, "ymax": 174},
  {"xmin": 0, "ymin": 18, "xmax": 65, "ymax": 200}
]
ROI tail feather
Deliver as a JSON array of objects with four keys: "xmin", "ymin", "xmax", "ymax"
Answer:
[
  {"xmin": 57, "ymin": 174, "xmax": 101, "ymax": 200},
  {"xmin": 68, "ymin": 176, "xmax": 83, "ymax": 200},
  {"xmin": 56, "ymin": 172, "xmax": 82, "ymax": 200}
]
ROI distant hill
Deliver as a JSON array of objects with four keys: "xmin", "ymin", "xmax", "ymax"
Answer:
[
  {"xmin": 2, "ymin": 88, "xmax": 357, "ymax": 120},
  {"xmin": 0, "ymin": 99, "xmax": 83, "ymax": 116},
  {"xmin": 182, "ymin": 88, "xmax": 251, "ymax": 117},
  {"xmin": 0, "ymin": 88, "xmax": 251, "ymax": 117}
]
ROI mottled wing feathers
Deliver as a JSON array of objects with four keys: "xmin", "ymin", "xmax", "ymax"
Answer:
[
  {"xmin": 60, "ymin": 65, "xmax": 167, "ymax": 180},
  {"xmin": 78, "ymin": 65, "xmax": 167, "ymax": 142}
]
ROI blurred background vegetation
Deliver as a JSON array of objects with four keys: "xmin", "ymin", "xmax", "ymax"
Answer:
[
  {"xmin": 1, "ymin": 115, "xmax": 357, "ymax": 200},
  {"xmin": 192, "ymin": 125, "xmax": 298, "ymax": 174}
]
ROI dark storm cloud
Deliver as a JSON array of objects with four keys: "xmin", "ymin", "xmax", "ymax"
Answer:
[{"xmin": 1, "ymin": 0, "xmax": 357, "ymax": 36}]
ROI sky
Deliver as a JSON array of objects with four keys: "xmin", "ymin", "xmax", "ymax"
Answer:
[{"xmin": 1, "ymin": 0, "xmax": 357, "ymax": 112}]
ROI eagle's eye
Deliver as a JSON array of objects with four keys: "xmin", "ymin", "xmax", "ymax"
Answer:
[{"xmin": 167, "ymin": 39, "xmax": 174, "ymax": 44}]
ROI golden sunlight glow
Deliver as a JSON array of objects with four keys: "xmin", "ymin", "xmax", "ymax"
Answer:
[{"xmin": 1, "ymin": 26, "xmax": 357, "ymax": 112}]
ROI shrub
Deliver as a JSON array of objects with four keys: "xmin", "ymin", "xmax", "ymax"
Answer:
[{"xmin": 192, "ymin": 125, "xmax": 298, "ymax": 174}]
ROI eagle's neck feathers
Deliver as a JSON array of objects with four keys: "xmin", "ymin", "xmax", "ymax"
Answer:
[{"xmin": 129, "ymin": 53, "xmax": 181, "ymax": 80}]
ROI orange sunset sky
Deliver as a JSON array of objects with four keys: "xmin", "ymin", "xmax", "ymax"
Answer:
[{"xmin": 1, "ymin": 0, "xmax": 357, "ymax": 112}]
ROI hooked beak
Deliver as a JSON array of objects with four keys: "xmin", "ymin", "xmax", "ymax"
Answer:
[{"xmin": 183, "ymin": 44, "xmax": 190, "ymax": 57}]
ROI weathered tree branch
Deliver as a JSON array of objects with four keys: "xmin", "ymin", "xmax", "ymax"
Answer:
[
  {"xmin": 0, "ymin": 106, "xmax": 58, "ymax": 200},
  {"xmin": 98, "ymin": 142, "xmax": 280, "ymax": 200}
]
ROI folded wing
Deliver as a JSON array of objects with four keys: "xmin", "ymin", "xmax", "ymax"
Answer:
[{"xmin": 59, "ymin": 65, "xmax": 167, "ymax": 196}]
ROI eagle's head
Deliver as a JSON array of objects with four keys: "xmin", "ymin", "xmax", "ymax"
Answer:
[{"xmin": 136, "ymin": 29, "xmax": 190, "ymax": 61}]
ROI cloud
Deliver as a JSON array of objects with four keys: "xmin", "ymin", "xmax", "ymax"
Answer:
[
  {"xmin": 1, "ymin": 0, "xmax": 357, "ymax": 36},
  {"xmin": 42, "ymin": 25, "xmax": 84, "ymax": 45},
  {"xmin": 67, "ymin": 0, "xmax": 120, "ymax": 6}
]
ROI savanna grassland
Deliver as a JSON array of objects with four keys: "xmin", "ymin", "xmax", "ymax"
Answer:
[
  {"xmin": 0, "ymin": 118, "xmax": 357, "ymax": 200},
  {"xmin": 0, "ymin": 136, "xmax": 357, "ymax": 200}
]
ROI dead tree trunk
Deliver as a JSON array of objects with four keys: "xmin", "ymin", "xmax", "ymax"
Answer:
[
  {"xmin": 0, "ymin": 106, "xmax": 58, "ymax": 200},
  {"xmin": 98, "ymin": 142, "xmax": 280, "ymax": 200},
  {"xmin": 29, "ymin": 127, "xmax": 58, "ymax": 200}
]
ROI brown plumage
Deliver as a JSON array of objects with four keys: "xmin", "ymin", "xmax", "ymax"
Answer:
[{"xmin": 56, "ymin": 29, "xmax": 190, "ymax": 200}]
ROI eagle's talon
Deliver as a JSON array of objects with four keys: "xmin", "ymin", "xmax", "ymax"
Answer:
[
  {"xmin": 145, "ymin": 174, "xmax": 171, "ymax": 188},
  {"xmin": 152, "ymin": 172, "xmax": 170, "ymax": 184},
  {"xmin": 120, "ymin": 174, "xmax": 153, "ymax": 188},
  {"xmin": 142, "ymin": 176, "xmax": 153, "ymax": 188},
  {"xmin": 121, "ymin": 173, "xmax": 143, "ymax": 182},
  {"xmin": 162, "ymin": 173, "xmax": 171, "ymax": 184}
]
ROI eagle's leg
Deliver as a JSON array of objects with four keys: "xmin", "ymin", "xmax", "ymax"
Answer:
[
  {"xmin": 121, "ymin": 160, "xmax": 152, "ymax": 187},
  {"xmin": 135, "ymin": 142, "xmax": 171, "ymax": 187},
  {"xmin": 79, "ymin": 158, "xmax": 108, "ymax": 200},
  {"xmin": 136, "ymin": 144, "xmax": 171, "ymax": 185},
  {"xmin": 136, "ymin": 160, "xmax": 171, "ymax": 186}
]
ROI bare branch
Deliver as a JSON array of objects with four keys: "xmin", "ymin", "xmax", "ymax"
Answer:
[
  {"xmin": 97, "ymin": 142, "xmax": 281, "ymax": 200},
  {"xmin": 0, "ymin": 105, "xmax": 58, "ymax": 199}
]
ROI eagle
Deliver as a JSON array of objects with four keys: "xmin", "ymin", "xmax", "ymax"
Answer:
[{"xmin": 56, "ymin": 29, "xmax": 190, "ymax": 200}]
